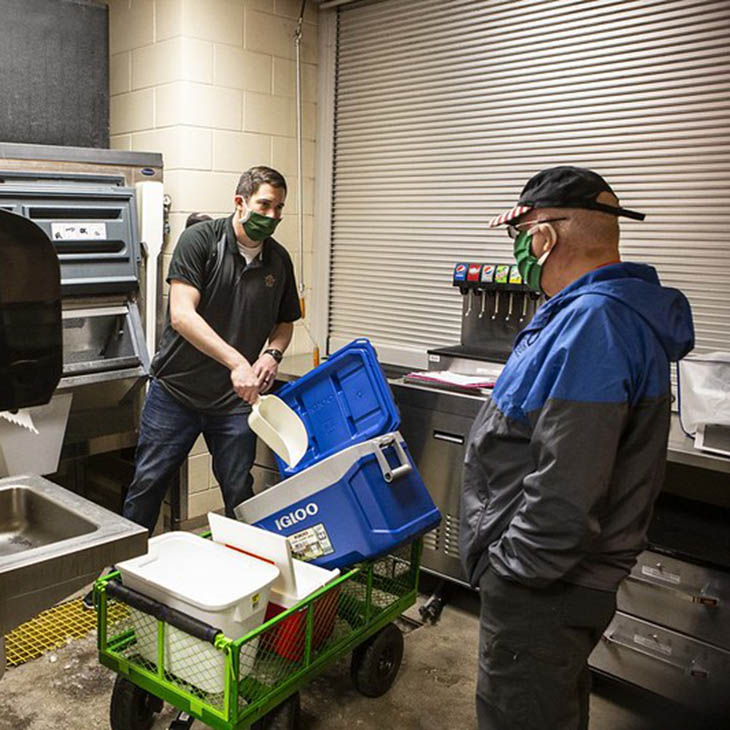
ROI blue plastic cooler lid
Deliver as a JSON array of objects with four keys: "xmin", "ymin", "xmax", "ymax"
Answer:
[{"xmin": 274, "ymin": 339, "xmax": 401, "ymax": 477}]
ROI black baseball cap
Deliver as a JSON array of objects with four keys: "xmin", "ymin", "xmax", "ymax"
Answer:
[{"xmin": 489, "ymin": 166, "xmax": 645, "ymax": 227}]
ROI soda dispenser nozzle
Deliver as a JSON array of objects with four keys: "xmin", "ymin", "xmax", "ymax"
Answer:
[
  {"xmin": 480, "ymin": 264, "xmax": 495, "ymax": 320},
  {"xmin": 492, "ymin": 265, "xmax": 510, "ymax": 320},
  {"xmin": 464, "ymin": 263, "xmax": 482, "ymax": 317},
  {"xmin": 507, "ymin": 265, "xmax": 523, "ymax": 324}
]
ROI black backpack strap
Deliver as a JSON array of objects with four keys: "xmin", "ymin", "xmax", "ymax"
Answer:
[{"xmin": 203, "ymin": 232, "xmax": 227, "ymax": 289}]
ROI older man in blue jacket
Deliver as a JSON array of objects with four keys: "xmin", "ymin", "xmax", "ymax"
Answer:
[{"xmin": 460, "ymin": 167, "xmax": 695, "ymax": 730}]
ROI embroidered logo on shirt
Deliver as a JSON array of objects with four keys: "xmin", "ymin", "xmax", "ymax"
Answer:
[{"xmin": 265, "ymin": 274, "xmax": 276, "ymax": 288}]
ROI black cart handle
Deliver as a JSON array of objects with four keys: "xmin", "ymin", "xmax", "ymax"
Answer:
[{"xmin": 105, "ymin": 580, "xmax": 222, "ymax": 645}]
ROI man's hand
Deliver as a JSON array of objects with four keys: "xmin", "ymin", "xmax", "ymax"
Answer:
[
  {"xmin": 252, "ymin": 353, "xmax": 279, "ymax": 394},
  {"xmin": 230, "ymin": 362, "xmax": 262, "ymax": 404}
]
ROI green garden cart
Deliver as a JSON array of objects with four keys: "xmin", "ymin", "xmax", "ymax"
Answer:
[{"xmin": 96, "ymin": 537, "xmax": 423, "ymax": 730}]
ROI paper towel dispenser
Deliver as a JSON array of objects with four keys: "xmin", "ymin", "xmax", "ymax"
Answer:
[{"xmin": 0, "ymin": 209, "xmax": 62, "ymax": 411}]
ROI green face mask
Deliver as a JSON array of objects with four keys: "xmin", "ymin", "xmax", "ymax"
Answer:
[
  {"xmin": 513, "ymin": 229, "xmax": 551, "ymax": 294},
  {"xmin": 240, "ymin": 209, "xmax": 281, "ymax": 242}
]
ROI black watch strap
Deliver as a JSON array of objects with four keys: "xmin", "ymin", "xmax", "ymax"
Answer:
[{"xmin": 264, "ymin": 348, "xmax": 283, "ymax": 363}]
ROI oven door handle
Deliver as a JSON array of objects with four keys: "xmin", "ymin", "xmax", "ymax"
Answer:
[
  {"xmin": 432, "ymin": 430, "xmax": 465, "ymax": 445},
  {"xmin": 601, "ymin": 631, "xmax": 709, "ymax": 679},
  {"xmin": 625, "ymin": 573, "xmax": 720, "ymax": 607}
]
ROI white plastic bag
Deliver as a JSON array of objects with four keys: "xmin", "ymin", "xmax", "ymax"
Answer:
[{"xmin": 677, "ymin": 352, "xmax": 730, "ymax": 436}]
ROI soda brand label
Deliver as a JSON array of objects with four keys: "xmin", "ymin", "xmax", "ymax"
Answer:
[
  {"xmin": 481, "ymin": 264, "xmax": 496, "ymax": 282},
  {"xmin": 453, "ymin": 263, "xmax": 468, "ymax": 281},
  {"xmin": 467, "ymin": 264, "xmax": 482, "ymax": 281}
]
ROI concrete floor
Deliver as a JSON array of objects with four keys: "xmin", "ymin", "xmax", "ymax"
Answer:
[{"xmin": 0, "ymin": 581, "xmax": 721, "ymax": 730}]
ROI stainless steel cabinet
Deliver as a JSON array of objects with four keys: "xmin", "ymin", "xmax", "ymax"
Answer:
[
  {"xmin": 590, "ymin": 611, "xmax": 730, "ymax": 716},
  {"xmin": 617, "ymin": 550, "xmax": 730, "ymax": 648},
  {"xmin": 391, "ymin": 382, "xmax": 484, "ymax": 586},
  {"xmin": 591, "ymin": 552, "xmax": 730, "ymax": 714}
]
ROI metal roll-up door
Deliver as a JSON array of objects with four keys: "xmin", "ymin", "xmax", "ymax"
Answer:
[{"xmin": 327, "ymin": 0, "xmax": 730, "ymax": 368}]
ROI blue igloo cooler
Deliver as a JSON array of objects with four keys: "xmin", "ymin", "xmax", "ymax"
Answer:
[
  {"xmin": 273, "ymin": 339, "xmax": 401, "ymax": 479},
  {"xmin": 235, "ymin": 431, "xmax": 441, "ymax": 569}
]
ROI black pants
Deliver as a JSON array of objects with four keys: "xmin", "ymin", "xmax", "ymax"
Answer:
[{"xmin": 476, "ymin": 567, "xmax": 616, "ymax": 730}]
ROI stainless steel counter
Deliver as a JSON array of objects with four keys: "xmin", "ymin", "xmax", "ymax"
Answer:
[
  {"xmin": 667, "ymin": 417, "xmax": 730, "ymax": 474},
  {"xmin": 0, "ymin": 475, "xmax": 147, "ymax": 649},
  {"xmin": 387, "ymin": 378, "xmax": 730, "ymax": 474}
]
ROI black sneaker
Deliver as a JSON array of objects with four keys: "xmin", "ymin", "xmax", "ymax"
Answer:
[{"xmin": 82, "ymin": 587, "xmax": 96, "ymax": 610}]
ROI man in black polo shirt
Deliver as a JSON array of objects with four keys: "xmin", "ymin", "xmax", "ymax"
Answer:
[{"xmin": 123, "ymin": 165, "xmax": 301, "ymax": 533}]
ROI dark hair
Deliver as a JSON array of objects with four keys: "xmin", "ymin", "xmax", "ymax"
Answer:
[
  {"xmin": 185, "ymin": 212, "xmax": 212, "ymax": 229},
  {"xmin": 235, "ymin": 166, "xmax": 287, "ymax": 200}
]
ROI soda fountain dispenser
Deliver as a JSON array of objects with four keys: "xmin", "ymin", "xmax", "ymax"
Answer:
[{"xmin": 433, "ymin": 261, "xmax": 540, "ymax": 368}]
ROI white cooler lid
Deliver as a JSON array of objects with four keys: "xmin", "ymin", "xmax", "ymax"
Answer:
[
  {"xmin": 209, "ymin": 513, "xmax": 297, "ymax": 596},
  {"xmin": 271, "ymin": 559, "xmax": 340, "ymax": 608},
  {"xmin": 116, "ymin": 532, "xmax": 280, "ymax": 611},
  {"xmin": 209, "ymin": 514, "xmax": 339, "ymax": 606}
]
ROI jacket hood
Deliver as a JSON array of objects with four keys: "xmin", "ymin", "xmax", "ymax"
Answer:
[{"xmin": 531, "ymin": 262, "xmax": 695, "ymax": 362}]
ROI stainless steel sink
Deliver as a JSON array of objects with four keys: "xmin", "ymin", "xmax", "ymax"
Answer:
[
  {"xmin": 0, "ymin": 474, "xmax": 147, "ymax": 677},
  {"xmin": 0, "ymin": 485, "xmax": 97, "ymax": 557}
]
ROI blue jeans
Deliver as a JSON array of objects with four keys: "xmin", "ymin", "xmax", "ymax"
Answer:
[{"xmin": 122, "ymin": 379, "xmax": 256, "ymax": 533}]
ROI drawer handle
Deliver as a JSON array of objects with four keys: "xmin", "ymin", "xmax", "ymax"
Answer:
[
  {"xmin": 602, "ymin": 631, "xmax": 709, "ymax": 679},
  {"xmin": 625, "ymin": 574, "xmax": 720, "ymax": 607},
  {"xmin": 432, "ymin": 431, "xmax": 465, "ymax": 445}
]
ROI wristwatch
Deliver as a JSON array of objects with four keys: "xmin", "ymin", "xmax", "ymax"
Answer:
[{"xmin": 264, "ymin": 348, "xmax": 283, "ymax": 363}]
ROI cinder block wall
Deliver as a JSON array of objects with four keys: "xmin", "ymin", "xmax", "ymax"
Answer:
[{"xmin": 108, "ymin": 0, "xmax": 319, "ymax": 519}]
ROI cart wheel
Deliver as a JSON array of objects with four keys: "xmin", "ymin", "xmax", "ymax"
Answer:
[
  {"xmin": 351, "ymin": 623, "xmax": 404, "ymax": 698},
  {"xmin": 109, "ymin": 675, "xmax": 164, "ymax": 730},
  {"xmin": 252, "ymin": 692, "xmax": 300, "ymax": 730}
]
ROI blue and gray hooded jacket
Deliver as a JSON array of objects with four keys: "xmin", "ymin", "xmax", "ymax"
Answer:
[{"xmin": 460, "ymin": 262, "xmax": 695, "ymax": 591}]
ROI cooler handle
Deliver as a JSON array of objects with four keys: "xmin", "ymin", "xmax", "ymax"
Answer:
[{"xmin": 374, "ymin": 436, "xmax": 412, "ymax": 483}]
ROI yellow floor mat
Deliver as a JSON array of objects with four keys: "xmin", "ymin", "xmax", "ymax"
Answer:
[{"xmin": 4, "ymin": 597, "xmax": 128, "ymax": 667}]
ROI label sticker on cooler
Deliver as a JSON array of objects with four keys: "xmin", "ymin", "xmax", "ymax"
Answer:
[
  {"xmin": 287, "ymin": 522, "xmax": 335, "ymax": 562},
  {"xmin": 467, "ymin": 263, "xmax": 482, "ymax": 282},
  {"xmin": 495, "ymin": 264, "xmax": 510, "ymax": 284},
  {"xmin": 509, "ymin": 266, "xmax": 523, "ymax": 285},
  {"xmin": 481, "ymin": 264, "xmax": 496, "ymax": 283},
  {"xmin": 453, "ymin": 263, "xmax": 468, "ymax": 282}
]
